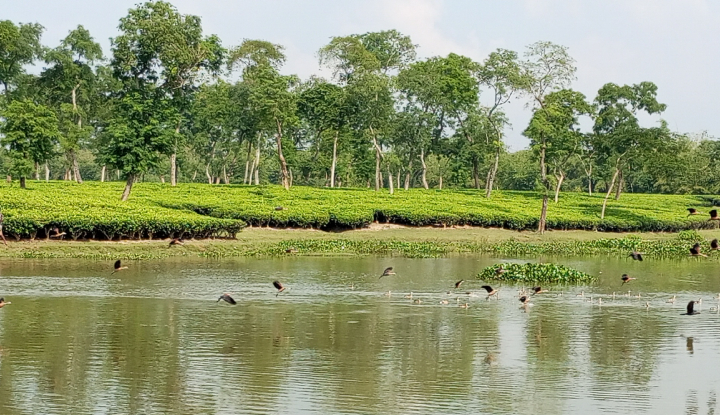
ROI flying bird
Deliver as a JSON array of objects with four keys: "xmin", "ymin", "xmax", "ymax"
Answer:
[
  {"xmin": 454, "ymin": 279, "xmax": 465, "ymax": 289},
  {"xmin": 712, "ymin": 239, "xmax": 719, "ymax": 251},
  {"xmin": 621, "ymin": 274, "xmax": 636, "ymax": 285},
  {"xmin": 690, "ymin": 243, "xmax": 708, "ymax": 257},
  {"xmin": 495, "ymin": 266, "xmax": 507, "ymax": 276},
  {"xmin": 531, "ymin": 286, "xmax": 546, "ymax": 295},
  {"xmin": 685, "ymin": 300, "xmax": 700, "ymax": 315},
  {"xmin": 49, "ymin": 227, "xmax": 66, "ymax": 238},
  {"xmin": 217, "ymin": 293, "xmax": 237, "ymax": 305},
  {"xmin": 379, "ymin": 267, "xmax": 395, "ymax": 278},
  {"xmin": 169, "ymin": 238, "xmax": 184, "ymax": 246},
  {"xmin": 481, "ymin": 285, "xmax": 499, "ymax": 299},
  {"xmin": 710, "ymin": 210, "xmax": 720, "ymax": 221},
  {"xmin": 111, "ymin": 260, "xmax": 128, "ymax": 274},
  {"xmin": 688, "ymin": 208, "xmax": 699, "ymax": 216},
  {"xmin": 273, "ymin": 280, "xmax": 287, "ymax": 296},
  {"xmin": 629, "ymin": 251, "xmax": 644, "ymax": 261},
  {"xmin": 0, "ymin": 298, "xmax": 10, "ymax": 308}
]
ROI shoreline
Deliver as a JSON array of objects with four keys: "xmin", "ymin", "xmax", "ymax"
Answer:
[{"xmin": 0, "ymin": 226, "xmax": 714, "ymax": 260}]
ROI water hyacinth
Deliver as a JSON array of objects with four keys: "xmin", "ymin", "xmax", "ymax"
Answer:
[{"xmin": 477, "ymin": 263, "xmax": 596, "ymax": 283}]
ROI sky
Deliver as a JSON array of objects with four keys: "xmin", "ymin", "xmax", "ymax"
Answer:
[{"xmin": 4, "ymin": 0, "xmax": 720, "ymax": 150}]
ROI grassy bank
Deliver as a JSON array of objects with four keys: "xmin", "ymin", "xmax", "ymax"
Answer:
[
  {"xmin": 1, "ymin": 182, "xmax": 719, "ymax": 241},
  {"xmin": 0, "ymin": 227, "xmax": 717, "ymax": 260}
]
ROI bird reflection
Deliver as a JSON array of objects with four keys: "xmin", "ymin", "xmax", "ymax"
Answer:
[{"xmin": 686, "ymin": 336, "xmax": 694, "ymax": 354}]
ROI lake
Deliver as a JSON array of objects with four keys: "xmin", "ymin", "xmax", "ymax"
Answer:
[{"xmin": 0, "ymin": 255, "xmax": 719, "ymax": 414}]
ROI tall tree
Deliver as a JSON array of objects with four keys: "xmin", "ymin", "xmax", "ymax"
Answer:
[
  {"xmin": 0, "ymin": 20, "xmax": 43, "ymax": 95},
  {"xmin": 525, "ymin": 89, "xmax": 592, "ymax": 233},
  {"xmin": 0, "ymin": 99, "xmax": 59, "ymax": 188},
  {"xmin": 594, "ymin": 82, "xmax": 667, "ymax": 218}
]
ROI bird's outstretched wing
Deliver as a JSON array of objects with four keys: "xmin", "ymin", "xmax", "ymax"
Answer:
[{"xmin": 481, "ymin": 285, "xmax": 494, "ymax": 293}]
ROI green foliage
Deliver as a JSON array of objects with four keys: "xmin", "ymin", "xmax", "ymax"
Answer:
[
  {"xmin": 0, "ymin": 20, "xmax": 44, "ymax": 93},
  {"xmin": 478, "ymin": 263, "xmax": 596, "ymax": 283}
]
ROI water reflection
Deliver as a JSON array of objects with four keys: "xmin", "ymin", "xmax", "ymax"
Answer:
[{"xmin": 0, "ymin": 256, "xmax": 719, "ymax": 414}]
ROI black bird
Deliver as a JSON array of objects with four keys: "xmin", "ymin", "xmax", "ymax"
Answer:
[
  {"xmin": 481, "ymin": 285, "xmax": 499, "ymax": 299},
  {"xmin": 274, "ymin": 206, "xmax": 284, "ymax": 211},
  {"xmin": 690, "ymin": 243, "xmax": 708, "ymax": 257},
  {"xmin": 454, "ymin": 279, "xmax": 465, "ymax": 289},
  {"xmin": 217, "ymin": 293, "xmax": 237, "ymax": 305},
  {"xmin": 712, "ymin": 239, "xmax": 719, "ymax": 251},
  {"xmin": 273, "ymin": 280, "xmax": 287, "ymax": 296},
  {"xmin": 380, "ymin": 267, "xmax": 395, "ymax": 279},
  {"xmin": 169, "ymin": 238, "xmax": 184, "ymax": 247},
  {"xmin": 519, "ymin": 295, "xmax": 529, "ymax": 305},
  {"xmin": 49, "ymin": 227, "xmax": 66, "ymax": 238},
  {"xmin": 629, "ymin": 251, "xmax": 644, "ymax": 261},
  {"xmin": 0, "ymin": 297, "xmax": 10, "ymax": 308},
  {"xmin": 710, "ymin": 210, "xmax": 720, "ymax": 221},
  {"xmin": 111, "ymin": 260, "xmax": 128, "ymax": 274},
  {"xmin": 688, "ymin": 208, "xmax": 699, "ymax": 216},
  {"xmin": 685, "ymin": 300, "xmax": 700, "ymax": 315},
  {"xmin": 531, "ymin": 286, "xmax": 545, "ymax": 295},
  {"xmin": 621, "ymin": 274, "xmax": 636, "ymax": 285}
]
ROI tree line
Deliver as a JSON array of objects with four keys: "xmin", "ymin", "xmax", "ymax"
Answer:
[{"xmin": 1, "ymin": 2, "xmax": 716, "ymax": 222}]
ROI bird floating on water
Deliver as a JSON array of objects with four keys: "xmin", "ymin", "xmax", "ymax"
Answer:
[
  {"xmin": 519, "ymin": 295, "xmax": 530, "ymax": 305},
  {"xmin": 379, "ymin": 267, "xmax": 395, "ymax": 279},
  {"xmin": 459, "ymin": 303, "xmax": 469, "ymax": 308},
  {"xmin": 454, "ymin": 279, "xmax": 465, "ymax": 289},
  {"xmin": 273, "ymin": 281, "xmax": 287, "ymax": 296},
  {"xmin": 532, "ymin": 286, "xmax": 546, "ymax": 295},
  {"xmin": 690, "ymin": 243, "xmax": 708, "ymax": 257},
  {"xmin": 629, "ymin": 251, "xmax": 644, "ymax": 261},
  {"xmin": 217, "ymin": 293, "xmax": 236, "ymax": 305},
  {"xmin": 621, "ymin": 274, "xmax": 636, "ymax": 285},
  {"xmin": 0, "ymin": 298, "xmax": 10, "ymax": 308},
  {"xmin": 481, "ymin": 285, "xmax": 499, "ymax": 300},
  {"xmin": 667, "ymin": 295, "xmax": 677, "ymax": 303},
  {"xmin": 111, "ymin": 260, "xmax": 128, "ymax": 274}
]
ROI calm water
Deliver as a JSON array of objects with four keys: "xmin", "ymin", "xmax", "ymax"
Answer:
[{"xmin": 1, "ymin": 255, "xmax": 720, "ymax": 414}]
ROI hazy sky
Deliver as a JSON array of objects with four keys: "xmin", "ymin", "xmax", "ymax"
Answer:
[{"xmin": 4, "ymin": 0, "xmax": 719, "ymax": 150}]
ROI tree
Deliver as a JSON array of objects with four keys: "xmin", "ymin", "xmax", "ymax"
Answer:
[
  {"xmin": 593, "ymin": 82, "xmax": 667, "ymax": 218},
  {"xmin": 0, "ymin": 99, "xmax": 59, "ymax": 188},
  {"xmin": 0, "ymin": 20, "xmax": 43, "ymax": 95},
  {"xmin": 476, "ymin": 48, "xmax": 528, "ymax": 197},
  {"xmin": 39, "ymin": 25, "xmax": 103, "ymax": 183},
  {"xmin": 525, "ymin": 89, "xmax": 592, "ymax": 233}
]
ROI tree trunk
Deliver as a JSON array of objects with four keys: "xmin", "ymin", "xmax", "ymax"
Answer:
[
  {"xmin": 601, "ymin": 167, "xmax": 620, "ymax": 219},
  {"xmin": 439, "ymin": 175, "xmax": 443, "ymax": 189},
  {"xmin": 44, "ymin": 163, "xmax": 49, "ymax": 182},
  {"xmin": 206, "ymin": 164, "xmax": 212, "ymax": 184},
  {"xmin": 34, "ymin": 162, "xmax": 39, "ymax": 180},
  {"xmin": 485, "ymin": 147, "xmax": 500, "ymax": 198},
  {"xmin": 160, "ymin": 175, "xmax": 165, "ymax": 183},
  {"xmin": 289, "ymin": 168, "xmax": 293, "ymax": 188},
  {"xmin": 20, "ymin": 176, "xmax": 26, "ymax": 189},
  {"xmin": 538, "ymin": 139, "xmax": 548, "ymax": 234},
  {"xmin": 330, "ymin": 131, "xmax": 338, "ymax": 188},
  {"xmin": 420, "ymin": 148, "xmax": 429, "ymax": 189},
  {"xmin": 388, "ymin": 170, "xmax": 394, "ymax": 194},
  {"xmin": 70, "ymin": 150, "xmax": 83, "ymax": 184},
  {"xmin": 539, "ymin": 194, "xmax": 549, "ymax": 233},
  {"xmin": 373, "ymin": 137, "xmax": 382, "ymax": 191},
  {"xmin": 170, "ymin": 152, "xmax": 177, "ymax": 187},
  {"xmin": 191, "ymin": 170, "xmax": 197, "ymax": 182},
  {"xmin": 276, "ymin": 130, "xmax": 290, "ymax": 190},
  {"xmin": 554, "ymin": 171, "xmax": 565, "ymax": 203},
  {"xmin": 120, "ymin": 174, "xmax": 134, "ymax": 201},
  {"xmin": 100, "ymin": 166, "xmax": 106, "ymax": 182},
  {"xmin": 396, "ymin": 170, "xmax": 400, "ymax": 190},
  {"xmin": 7, "ymin": 175, "xmax": 11, "ymax": 183},
  {"xmin": 472, "ymin": 158, "xmax": 480, "ymax": 189},
  {"xmin": 222, "ymin": 165, "xmax": 228, "ymax": 184},
  {"xmin": 404, "ymin": 160, "xmax": 412, "ymax": 190},
  {"xmin": 615, "ymin": 169, "xmax": 623, "ymax": 200},
  {"xmin": 244, "ymin": 141, "xmax": 252, "ymax": 184}
]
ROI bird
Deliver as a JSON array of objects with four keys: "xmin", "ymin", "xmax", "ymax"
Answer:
[
  {"xmin": 273, "ymin": 281, "xmax": 287, "ymax": 296},
  {"xmin": 481, "ymin": 285, "xmax": 499, "ymax": 299},
  {"xmin": 667, "ymin": 295, "xmax": 677, "ymax": 303},
  {"xmin": 495, "ymin": 266, "xmax": 507, "ymax": 276},
  {"xmin": 690, "ymin": 243, "xmax": 708, "ymax": 257},
  {"xmin": 0, "ymin": 298, "xmax": 10, "ymax": 308},
  {"xmin": 712, "ymin": 239, "xmax": 719, "ymax": 251},
  {"xmin": 49, "ymin": 227, "xmax": 66, "ymax": 238},
  {"xmin": 217, "ymin": 293, "xmax": 236, "ymax": 305},
  {"xmin": 168, "ymin": 238, "xmax": 184, "ymax": 247},
  {"xmin": 274, "ymin": 206, "xmax": 284, "ymax": 211},
  {"xmin": 413, "ymin": 298, "xmax": 422, "ymax": 304},
  {"xmin": 440, "ymin": 299, "xmax": 449, "ymax": 305},
  {"xmin": 645, "ymin": 302, "xmax": 650, "ymax": 309},
  {"xmin": 519, "ymin": 295, "xmax": 530, "ymax": 305},
  {"xmin": 111, "ymin": 260, "xmax": 128, "ymax": 274},
  {"xmin": 404, "ymin": 292, "xmax": 414, "ymax": 299},
  {"xmin": 621, "ymin": 274, "xmax": 636, "ymax": 285},
  {"xmin": 379, "ymin": 267, "xmax": 395, "ymax": 278},
  {"xmin": 629, "ymin": 251, "xmax": 644, "ymax": 261},
  {"xmin": 685, "ymin": 300, "xmax": 700, "ymax": 315},
  {"xmin": 688, "ymin": 208, "xmax": 699, "ymax": 217},
  {"xmin": 285, "ymin": 248, "xmax": 299, "ymax": 254},
  {"xmin": 710, "ymin": 210, "xmax": 720, "ymax": 221},
  {"xmin": 454, "ymin": 279, "xmax": 465, "ymax": 289},
  {"xmin": 531, "ymin": 286, "xmax": 546, "ymax": 295},
  {"xmin": 459, "ymin": 303, "xmax": 469, "ymax": 308}
]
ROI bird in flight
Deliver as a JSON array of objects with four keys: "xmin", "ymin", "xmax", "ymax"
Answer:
[
  {"xmin": 0, "ymin": 298, "xmax": 10, "ymax": 308},
  {"xmin": 690, "ymin": 243, "xmax": 708, "ymax": 257},
  {"xmin": 687, "ymin": 208, "xmax": 699, "ymax": 217},
  {"xmin": 712, "ymin": 239, "xmax": 719, "ymax": 251},
  {"xmin": 111, "ymin": 260, "xmax": 128, "ymax": 274},
  {"xmin": 710, "ymin": 210, "xmax": 720, "ymax": 221},
  {"xmin": 169, "ymin": 238, "xmax": 184, "ymax": 247},
  {"xmin": 531, "ymin": 286, "xmax": 546, "ymax": 295},
  {"xmin": 379, "ymin": 267, "xmax": 395, "ymax": 279},
  {"xmin": 49, "ymin": 227, "xmax": 66, "ymax": 238},
  {"xmin": 217, "ymin": 293, "xmax": 237, "ymax": 305},
  {"xmin": 273, "ymin": 280, "xmax": 287, "ymax": 296},
  {"xmin": 685, "ymin": 300, "xmax": 700, "ymax": 315},
  {"xmin": 481, "ymin": 285, "xmax": 499, "ymax": 299},
  {"xmin": 621, "ymin": 274, "xmax": 636, "ymax": 285},
  {"xmin": 519, "ymin": 295, "xmax": 530, "ymax": 305},
  {"xmin": 454, "ymin": 279, "xmax": 464, "ymax": 289},
  {"xmin": 629, "ymin": 251, "xmax": 644, "ymax": 261}
]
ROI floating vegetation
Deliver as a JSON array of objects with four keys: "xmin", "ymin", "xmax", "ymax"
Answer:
[{"xmin": 477, "ymin": 263, "xmax": 597, "ymax": 283}]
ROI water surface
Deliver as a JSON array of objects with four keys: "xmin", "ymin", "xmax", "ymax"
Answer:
[{"xmin": 0, "ymin": 255, "xmax": 719, "ymax": 414}]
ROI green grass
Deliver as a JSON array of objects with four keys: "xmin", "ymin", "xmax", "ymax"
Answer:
[{"xmin": 1, "ymin": 181, "xmax": 718, "ymax": 241}]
